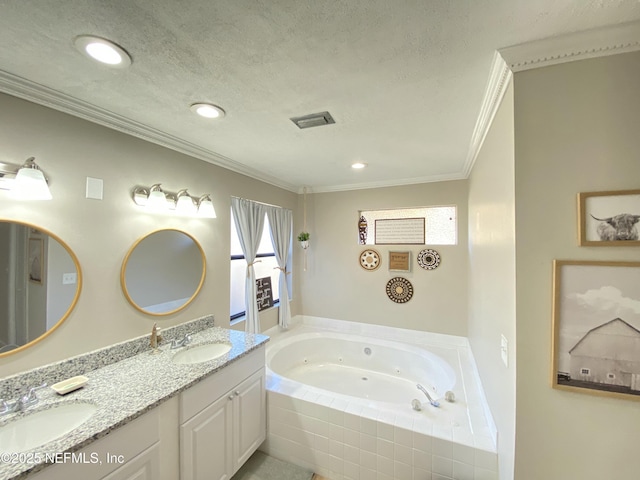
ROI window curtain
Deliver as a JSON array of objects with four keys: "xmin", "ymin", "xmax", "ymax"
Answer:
[
  {"xmin": 231, "ymin": 197, "xmax": 266, "ymax": 335},
  {"xmin": 266, "ymin": 206, "xmax": 293, "ymax": 329}
]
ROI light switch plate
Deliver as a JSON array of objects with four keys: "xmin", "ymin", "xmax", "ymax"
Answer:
[
  {"xmin": 86, "ymin": 177, "xmax": 103, "ymax": 200},
  {"xmin": 501, "ymin": 334, "xmax": 508, "ymax": 367}
]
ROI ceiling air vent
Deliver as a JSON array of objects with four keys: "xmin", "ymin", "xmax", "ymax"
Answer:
[{"xmin": 290, "ymin": 111, "xmax": 335, "ymax": 129}]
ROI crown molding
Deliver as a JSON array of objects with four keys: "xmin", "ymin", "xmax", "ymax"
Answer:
[
  {"xmin": 462, "ymin": 52, "xmax": 512, "ymax": 179},
  {"xmin": 462, "ymin": 21, "xmax": 640, "ymax": 182},
  {"xmin": 3, "ymin": 22, "xmax": 638, "ymax": 196},
  {"xmin": 0, "ymin": 70, "xmax": 299, "ymax": 193},
  {"xmin": 307, "ymin": 171, "xmax": 468, "ymax": 194},
  {"xmin": 499, "ymin": 20, "xmax": 640, "ymax": 72}
]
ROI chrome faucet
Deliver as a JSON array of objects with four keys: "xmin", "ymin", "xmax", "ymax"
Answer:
[
  {"xmin": 417, "ymin": 383, "xmax": 440, "ymax": 408},
  {"xmin": 170, "ymin": 333, "xmax": 193, "ymax": 349},
  {"xmin": 0, "ymin": 383, "xmax": 47, "ymax": 415}
]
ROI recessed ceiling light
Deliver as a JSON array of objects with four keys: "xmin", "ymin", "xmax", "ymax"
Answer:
[
  {"xmin": 351, "ymin": 162, "xmax": 367, "ymax": 169},
  {"xmin": 190, "ymin": 103, "xmax": 225, "ymax": 119},
  {"xmin": 74, "ymin": 35, "xmax": 132, "ymax": 68}
]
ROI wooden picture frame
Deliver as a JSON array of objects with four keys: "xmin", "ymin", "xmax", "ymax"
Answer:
[
  {"xmin": 256, "ymin": 276, "xmax": 274, "ymax": 312},
  {"xmin": 28, "ymin": 237, "xmax": 43, "ymax": 284},
  {"xmin": 578, "ymin": 189, "xmax": 640, "ymax": 246},
  {"xmin": 388, "ymin": 251, "xmax": 411, "ymax": 272},
  {"xmin": 552, "ymin": 260, "xmax": 640, "ymax": 400}
]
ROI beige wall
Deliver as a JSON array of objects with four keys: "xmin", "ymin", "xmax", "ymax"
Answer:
[
  {"xmin": 299, "ymin": 181, "xmax": 469, "ymax": 335},
  {"xmin": 513, "ymin": 52, "xmax": 640, "ymax": 479},
  {"xmin": 0, "ymin": 93, "xmax": 299, "ymax": 376},
  {"xmin": 468, "ymin": 82, "xmax": 516, "ymax": 479}
]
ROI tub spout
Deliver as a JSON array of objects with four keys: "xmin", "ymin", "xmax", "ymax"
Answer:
[{"xmin": 417, "ymin": 384, "xmax": 440, "ymax": 407}]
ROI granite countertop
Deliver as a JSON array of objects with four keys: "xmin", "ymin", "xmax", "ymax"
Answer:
[{"xmin": 0, "ymin": 323, "xmax": 269, "ymax": 479}]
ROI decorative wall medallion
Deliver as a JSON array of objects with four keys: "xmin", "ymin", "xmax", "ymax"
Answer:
[
  {"xmin": 386, "ymin": 277, "xmax": 414, "ymax": 303},
  {"xmin": 417, "ymin": 249, "xmax": 441, "ymax": 270},
  {"xmin": 359, "ymin": 249, "xmax": 381, "ymax": 271}
]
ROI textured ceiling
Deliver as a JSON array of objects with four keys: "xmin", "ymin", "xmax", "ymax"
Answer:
[{"xmin": 0, "ymin": 1, "xmax": 639, "ymax": 192}]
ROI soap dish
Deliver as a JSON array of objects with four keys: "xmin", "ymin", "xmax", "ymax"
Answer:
[{"xmin": 51, "ymin": 375, "xmax": 89, "ymax": 395}]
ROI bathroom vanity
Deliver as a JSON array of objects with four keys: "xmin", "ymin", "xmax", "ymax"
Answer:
[
  {"xmin": 0, "ymin": 315, "xmax": 268, "ymax": 480},
  {"xmin": 180, "ymin": 350, "xmax": 265, "ymax": 480}
]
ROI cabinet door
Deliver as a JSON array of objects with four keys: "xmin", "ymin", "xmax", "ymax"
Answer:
[
  {"xmin": 102, "ymin": 444, "xmax": 160, "ymax": 480},
  {"xmin": 233, "ymin": 369, "xmax": 266, "ymax": 473},
  {"xmin": 180, "ymin": 392, "xmax": 233, "ymax": 480}
]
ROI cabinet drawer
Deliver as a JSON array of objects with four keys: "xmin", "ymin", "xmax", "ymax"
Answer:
[
  {"xmin": 180, "ymin": 346, "xmax": 265, "ymax": 423},
  {"xmin": 29, "ymin": 408, "xmax": 160, "ymax": 480}
]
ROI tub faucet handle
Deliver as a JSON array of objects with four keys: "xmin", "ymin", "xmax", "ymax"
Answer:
[{"xmin": 417, "ymin": 383, "xmax": 440, "ymax": 408}]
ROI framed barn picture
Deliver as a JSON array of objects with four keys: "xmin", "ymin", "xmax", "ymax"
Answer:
[
  {"xmin": 578, "ymin": 189, "xmax": 640, "ymax": 246},
  {"xmin": 552, "ymin": 260, "xmax": 640, "ymax": 400}
]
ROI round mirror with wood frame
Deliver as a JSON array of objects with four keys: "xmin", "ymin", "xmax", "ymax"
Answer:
[
  {"xmin": 121, "ymin": 229, "xmax": 206, "ymax": 316},
  {"xmin": 0, "ymin": 219, "xmax": 82, "ymax": 357}
]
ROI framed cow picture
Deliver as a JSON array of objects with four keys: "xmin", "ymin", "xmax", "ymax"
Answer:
[
  {"xmin": 552, "ymin": 260, "xmax": 640, "ymax": 400},
  {"xmin": 578, "ymin": 189, "xmax": 640, "ymax": 246}
]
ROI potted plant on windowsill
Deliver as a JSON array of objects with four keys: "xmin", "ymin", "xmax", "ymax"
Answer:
[{"xmin": 297, "ymin": 232, "xmax": 310, "ymax": 249}]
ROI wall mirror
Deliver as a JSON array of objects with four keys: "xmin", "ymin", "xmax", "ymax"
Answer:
[
  {"xmin": 0, "ymin": 220, "xmax": 82, "ymax": 357},
  {"xmin": 121, "ymin": 229, "xmax": 206, "ymax": 316}
]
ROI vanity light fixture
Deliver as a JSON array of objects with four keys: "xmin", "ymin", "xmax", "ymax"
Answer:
[
  {"xmin": 351, "ymin": 162, "xmax": 367, "ymax": 169},
  {"xmin": 0, "ymin": 157, "xmax": 52, "ymax": 200},
  {"xmin": 146, "ymin": 184, "xmax": 168, "ymax": 210},
  {"xmin": 132, "ymin": 185, "xmax": 216, "ymax": 218},
  {"xmin": 197, "ymin": 194, "xmax": 217, "ymax": 218},
  {"xmin": 74, "ymin": 35, "xmax": 132, "ymax": 68},
  {"xmin": 190, "ymin": 103, "xmax": 225, "ymax": 119},
  {"xmin": 175, "ymin": 189, "xmax": 197, "ymax": 215}
]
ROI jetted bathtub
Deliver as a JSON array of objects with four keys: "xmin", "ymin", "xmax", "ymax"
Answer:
[{"xmin": 261, "ymin": 316, "xmax": 499, "ymax": 480}]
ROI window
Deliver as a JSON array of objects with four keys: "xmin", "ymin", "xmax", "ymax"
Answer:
[
  {"xmin": 358, "ymin": 206, "xmax": 457, "ymax": 245},
  {"xmin": 580, "ymin": 368, "xmax": 591, "ymax": 375},
  {"xmin": 230, "ymin": 214, "xmax": 281, "ymax": 321}
]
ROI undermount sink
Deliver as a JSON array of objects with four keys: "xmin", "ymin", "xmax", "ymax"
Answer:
[
  {"xmin": 0, "ymin": 402, "xmax": 97, "ymax": 453},
  {"xmin": 172, "ymin": 342, "xmax": 232, "ymax": 365}
]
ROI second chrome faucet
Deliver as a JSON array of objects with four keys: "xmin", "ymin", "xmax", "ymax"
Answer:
[
  {"xmin": 0, "ymin": 383, "xmax": 48, "ymax": 415},
  {"xmin": 170, "ymin": 333, "xmax": 193, "ymax": 349}
]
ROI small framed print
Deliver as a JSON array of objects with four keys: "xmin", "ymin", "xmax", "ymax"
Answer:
[
  {"xmin": 578, "ymin": 189, "xmax": 640, "ymax": 246},
  {"xmin": 28, "ymin": 237, "xmax": 43, "ymax": 284},
  {"xmin": 388, "ymin": 251, "xmax": 411, "ymax": 272}
]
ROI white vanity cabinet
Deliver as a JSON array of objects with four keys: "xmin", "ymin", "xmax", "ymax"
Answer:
[
  {"xmin": 179, "ymin": 347, "xmax": 266, "ymax": 480},
  {"xmin": 29, "ymin": 407, "xmax": 163, "ymax": 480}
]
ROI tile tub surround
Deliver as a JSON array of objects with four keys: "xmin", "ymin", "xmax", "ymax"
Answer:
[
  {"xmin": 0, "ymin": 316, "xmax": 269, "ymax": 480},
  {"xmin": 261, "ymin": 316, "xmax": 498, "ymax": 480}
]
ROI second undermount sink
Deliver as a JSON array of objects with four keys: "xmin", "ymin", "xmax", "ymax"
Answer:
[
  {"xmin": 172, "ymin": 342, "xmax": 232, "ymax": 365},
  {"xmin": 0, "ymin": 402, "xmax": 97, "ymax": 453}
]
